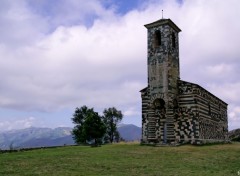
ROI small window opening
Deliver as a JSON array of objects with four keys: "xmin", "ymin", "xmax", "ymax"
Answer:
[
  {"xmin": 172, "ymin": 32, "xmax": 176, "ymax": 48},
  {"xmin": 173, "ymin": 99, "xmax": 178, "ymax": 109},
  {"xmin": 154, "ymin": 30, "xmax": 161, "ymax": 47},
  {"xmin": 208, "ymin": 103, "xmax": 211, "ymax": 115}
]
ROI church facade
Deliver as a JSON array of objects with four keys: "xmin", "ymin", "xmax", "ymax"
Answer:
[{"xmin": 140, "ymin": 18, "xmax": 228, "ymax": 145}]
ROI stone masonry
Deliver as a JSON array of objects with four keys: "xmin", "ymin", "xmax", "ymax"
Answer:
[{"xmin": 140, "ymin": 18, "xmax": 228, "ymax": 145}]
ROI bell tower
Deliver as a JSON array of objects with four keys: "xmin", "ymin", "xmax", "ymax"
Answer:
[
  {"xmin": 145, "ymin": 18, "xmax": 181, "ymax": 101},
  {"xmin": 142, "ymin": 18, "xmax": 181, "ymax": 143},
  {"xmin": 142, "ymin": 18, "xmax": 228, "ymax": 145}
]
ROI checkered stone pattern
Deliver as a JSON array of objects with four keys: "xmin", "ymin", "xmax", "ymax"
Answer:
[
  {"xmin": 199, "ymin": 118, "xmax": 225, "ymax": 140},
  {"xmin": 176, "ymin": 80, "xmax": 228, "ymax": 144},
  {"xmin": 174, "ymin": 107, "xmax": 199, "ymax": 144},
  {"xmin": 140, "ymin": 18, "xmax": 228, "ymax": 145}
]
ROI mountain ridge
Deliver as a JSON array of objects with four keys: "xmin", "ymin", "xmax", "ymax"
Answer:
[{"xmin": 0, "ymin": 124, "xmax": 141, "ymax": 149}]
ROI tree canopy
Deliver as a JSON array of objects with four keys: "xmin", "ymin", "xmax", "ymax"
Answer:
[
  {"xmin": 72, "ymin": 106, "xmax": 106, "ymax": 145},
  {"xmin": 72, "ymin": 106, "xmax": 123, "ymax": 145},
  {"xmin": 103, "ymin": 107, "xmax": 123, "ymax": 143}
]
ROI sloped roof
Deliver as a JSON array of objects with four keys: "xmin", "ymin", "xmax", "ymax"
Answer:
[
  {"xmin": 140, "ymin": 87, "xmax": 148, "ymax": 93},
  {"xmin": 140, "ymin": 80, "xmax": 227, "ymax": 105},
  {"xmin": 144, "ymin": 18, "xmax": 181, "ymax": 32},
  {"xmin": 179, "ymin": 80, "xmax": 228, "ymax": 105}
]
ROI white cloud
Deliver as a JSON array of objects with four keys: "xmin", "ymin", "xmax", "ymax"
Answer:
[
  {"xmin": 0, "ymin": 3, "xmax": 149, "ymax": 112},
  {"xmin": 0, "ymin": 0, "xmax": 239, "ymax": 130},
  {"xmin": 0, "ymin": 117, "xmax": 36, "ymax": 132},
  {"xmin": 228, "ymin": 105, "xmax": 240, "ymax": 130},
  {"xmin": 205, "ymin": 64, "xmax": 233, "ymax": 77},
  {"xmin": 207, "ymin": 83, "xmax": 240, "ymax": 105},
  {"xmin": 0, "ymin": 1, "xmax": 47, "ymax": 47},
  {"xmin": 124, "ymin": 107, "xmax": 141, "ymax": 116}
]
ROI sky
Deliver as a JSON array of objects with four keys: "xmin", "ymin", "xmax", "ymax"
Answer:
[{"xmin": 0, "ymin": 0, "xmax": 240, "ymax": 131}]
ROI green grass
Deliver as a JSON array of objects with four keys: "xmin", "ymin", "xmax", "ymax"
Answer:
[{"xmin": 0, "ymin": 142, "xmax": 240, "ymax": 176}]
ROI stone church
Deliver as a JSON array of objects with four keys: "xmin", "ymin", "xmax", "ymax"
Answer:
[{"xmin": 140, "ymin": 18, "xmax": 228, "ymax": 145}]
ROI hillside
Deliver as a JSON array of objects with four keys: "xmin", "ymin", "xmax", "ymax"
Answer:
[
  {"xmin": 229, "ymin": 128, "xmax": 240, "ymax": 141},
  {"xmin": 0, "ymin": 124, "xmax": 141, "ymax": 149},
  {"xmin": 1, "ymin": 143, "xmax": 240, "ymax": 175}
]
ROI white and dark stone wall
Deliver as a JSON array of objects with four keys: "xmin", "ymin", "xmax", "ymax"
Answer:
[
  {"xmin": 176, "ymin": 80, "xmax": 228, "ymax": 144},
  {"xmin": 141, "ymin": 19, "xmax": 228, "ymax": 145}
]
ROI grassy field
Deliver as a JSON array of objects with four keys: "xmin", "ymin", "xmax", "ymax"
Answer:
[{"xmin": 0, "ymin": 142, "xmax": 240, "ymax": 176}]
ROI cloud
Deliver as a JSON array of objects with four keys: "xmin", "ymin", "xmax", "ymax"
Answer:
[
  {"xmin": 178, "ymin": 0, "xmax": 240, "ymax": 83},
  {"xmin": 0, "ymin": 2, "xmax": 150, "ymax": 112},
  {"xmin": 228, "ymin": 105, "xmax": 240, "ymax": 130},
  {"xmin": 207, "ymin": 83, "xmax": 240, "ymax": 105},
  {"xmin": 124, "ymin": 107, "xmax": 141, "ymax": 116},
  {"xmin": 0, "ymin": 0, "xmax": 239, "ymax": 130},
  {"xmin": 0, "ymin": 1, "xmax": 48, "ymax": 47},
  {"xmin": 0, "ymin": 117, "xmax": 36, "ymax": 131}
]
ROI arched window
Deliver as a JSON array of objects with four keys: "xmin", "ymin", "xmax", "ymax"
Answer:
[
  {"xmin": 172, "ymin": 32, "xmax": 176, "ymax": 48},
  {"xmin": 154, "ymin": 30, "xmax": 161, "ymax": 47},
  {"xmin": 153, "ymin": 98, "xmax": 165, "ymax": 109}
]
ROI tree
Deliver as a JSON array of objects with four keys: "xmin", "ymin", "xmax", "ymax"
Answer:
[
  {"xmin": 103, "ymin": 107, "xmax": 123, "ymax": 143},
  {"xmin": 72, "ymin": 106, "xmax": 92, "ymax": 144},
  {"xmin": 72, "ymin": 106, "xmax": 106, "ymax": 146},
  {"xmin": 83, "ymin": 112, "xmax": 106, "ymax": 145}
]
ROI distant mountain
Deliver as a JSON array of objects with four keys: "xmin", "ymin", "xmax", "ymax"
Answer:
[
  {"xmin": 118, "ymin": 124, "xmax": 141, "ymax": 141},
  {"xmin": 229, "ymin": 128, "xmax": 240, "ymax": 142},
  {"xmin": 0, "ymin": 127, "xmax": 75, "ymax": 150},
  {"xmin": 0, "ymin": 124, "xmax": 142, "ymax": 150}
]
